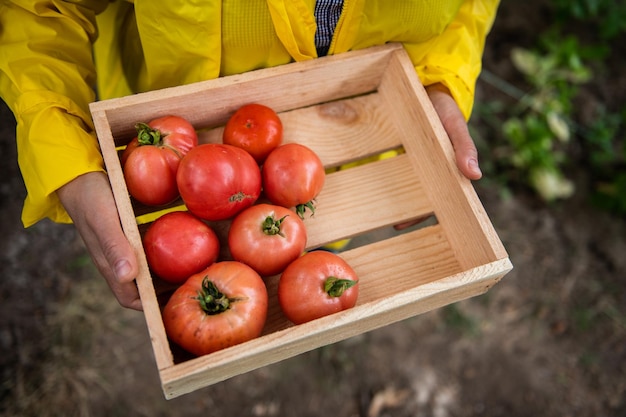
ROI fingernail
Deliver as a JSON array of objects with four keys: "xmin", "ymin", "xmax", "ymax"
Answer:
[
  {"xmin": 115, "ymin": 259, "xmax": 132, "ymax": 279},
  {"xmin": 469, "ymin": 158, "xmax": 482, "ymax": 176}
]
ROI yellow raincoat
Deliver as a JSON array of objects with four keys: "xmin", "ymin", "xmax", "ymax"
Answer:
[{"xmin": 0, "ymin": 0, "xmax": 499, "ymax": 227}]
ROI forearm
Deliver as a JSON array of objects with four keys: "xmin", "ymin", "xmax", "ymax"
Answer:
[
  {"xmin": 0, "ymin": 0, "xmax": 108, "ymax": 226},
  {"xmin": 404, "ymin": 0, "xmax": 500, "ymax": 120}
]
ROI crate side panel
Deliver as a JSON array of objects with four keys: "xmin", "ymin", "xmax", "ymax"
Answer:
[
  {"xmin": 161, "ymin": 257, "xmax": 512, "ymax": 399},
  {"xmin": 92, "ymin": 110, "xmax": 175, "ymax": 370},
  {"xmin": 90, "ymin": 44, "xmax": 400, "ymax": 143},
  {"xmin": 378, "ymin": 49, "xmax": 509, "ymax": 269}
]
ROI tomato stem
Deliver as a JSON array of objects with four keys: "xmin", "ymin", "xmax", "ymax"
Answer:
[
  {"xmin": 295, "ymin": 200, "xmax": 316, "ymax": 219},
  {"xmin": 324, "ymin": 276, "xmax": 358, "ymax": 297},
  {"xmin": 262, "ymin": 215, "xmax": 288, "ymax": 237},
  {"xmin": 135, "ymin": 122, "xmax": 161, "ymax": 146},
  {"xmin": 196, "ymin": 277, "xmax": 231, "ymax": 315},
  {"xmin": 229, "ymin": 191, "xmax": 255, "ymax": 203}
]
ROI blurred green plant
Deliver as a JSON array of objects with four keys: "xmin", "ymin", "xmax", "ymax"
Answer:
[
  {"xmin": 475, "ymin": 10, "xmax": 626, "ymax": 213},
  {"xmin": 550, "ymin": 0, "xmax": 626, "ymax": 213},
  {"xmin": 551, "ymin": 0, "xmax": 626, "ymax": 40},
  {"xmin": 497, "ymin": 32, "xmax": 594, "ymax": 201}
]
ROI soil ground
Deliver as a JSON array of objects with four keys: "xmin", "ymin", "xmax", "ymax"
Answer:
[{"xmin": 1, "ymin": 2, "xmax": 625, "ymax": 416}]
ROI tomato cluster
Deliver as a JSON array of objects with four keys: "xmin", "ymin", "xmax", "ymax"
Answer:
[
  {"xmin": 122, "ymin": 115, "xmax": 198, "ymax": 206},
  {"xmin": 122, "ymin": 105, "xmax": 359, "ymax": 357}
]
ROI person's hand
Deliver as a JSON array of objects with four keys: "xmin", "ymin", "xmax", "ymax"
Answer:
[
  {"xmin": 57, "ymin": 172, "xmax": 142, "ymax": 310},
  {"xmin": 426, "ymin": 83, "xmax": 483, "ymax": 180}
]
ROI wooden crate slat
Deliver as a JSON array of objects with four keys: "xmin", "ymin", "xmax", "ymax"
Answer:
[
  {"xmin": 279, "ymin": 94, "xmax": 402, "ymax": 168},
  {"xmin": 378, "ymin": 49, "xmax": 509, "ymax": 270},
  {"xmin": 305, "ymin": 153, "xmax": 433, "ymax": 248},
  {"xmin": 342, "ymin": 224, "xmax": 462, "ymax": 300}
]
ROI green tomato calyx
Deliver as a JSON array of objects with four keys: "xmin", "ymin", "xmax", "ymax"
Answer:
[
  {"xmin": 135, "ymin": 122, "xmax": 162, "ymax": 146},
  {"xmin": 196, "ymin": 277, "xmax": 231, "ymax": 315},
  {"xmin": 295, "ymin": 200, "xmax": 316, "ymax": 219},
  {"xmin": 262, "ymin": 215, "xmax": 288, "ymax": 237},
  {"xmin": 324, "ymin": 276, "xmax": 358, "ymax": 297}
]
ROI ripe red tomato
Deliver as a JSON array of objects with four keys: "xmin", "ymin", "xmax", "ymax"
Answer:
[
  {"xmin": 177, "ymin": 143, "xmax": 262, "ymax": 221},
  {"xmin": 122, "ymin": 115, "xmax": 198, "ymax": 206},
  {"xmin": 162, "ymin": 261, "xmax": 268, "ymax": 356},
  {"xmin": 262, "ymin": 143, "xmax": 325, "ymax": 218},
  {"xmin": 228, "ymin": 204, "xmax": 307, "ymax": 277},
  {"xmin": 278, "ymin": 251, "xmax": 359, "ymax": 324},
  {"xmin": 142, "ymin": 211, "xmax": 220, "ymax": 284},
  {"xmin": 223, "ymin": 103, "xmax": 283, "ymax": 164}
]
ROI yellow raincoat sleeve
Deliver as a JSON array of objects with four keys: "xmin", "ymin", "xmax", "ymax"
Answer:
[
  {"xmin": 404, "ymin": 0, "xmax": 499, "ymax": 121},
  {"xmin": 0, "ymin": 0, "xmax": 108, "ymax": 227}
]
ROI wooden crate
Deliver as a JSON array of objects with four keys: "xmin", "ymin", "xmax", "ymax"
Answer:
[{"xmin": 90, "ymin": 43, "xmax": 512, "ymax": 399}]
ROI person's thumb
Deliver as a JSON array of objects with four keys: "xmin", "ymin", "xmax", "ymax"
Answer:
[{"xmin": 101, "ymin": 232, "xmax": 142, "ymax": 310}]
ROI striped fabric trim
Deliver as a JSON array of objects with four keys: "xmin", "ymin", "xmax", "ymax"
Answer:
[{"xmin": 314, "ymin": 0, "xmax": 344, "ymax": 56}]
